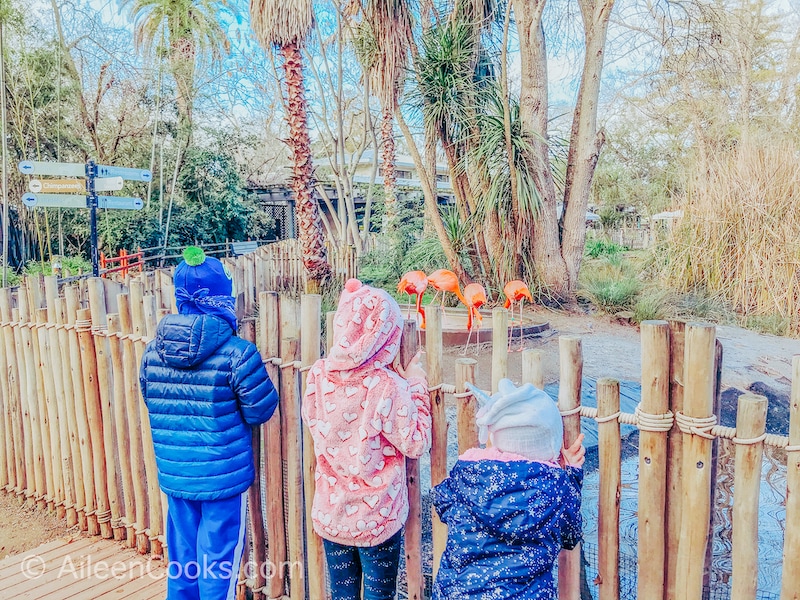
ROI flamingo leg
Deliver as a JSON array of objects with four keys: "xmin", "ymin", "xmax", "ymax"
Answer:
[{"xmin": 517, "ymin": 299, "xmax": 525, "ymax": 351}]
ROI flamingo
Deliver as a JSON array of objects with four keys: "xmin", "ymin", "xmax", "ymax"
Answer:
[
  {"xmin": 427, "ymin": 269, "xmax": 468, "ymax": 319},
  {"xmin": 397, "ymin": 271, "xmax": 428, "ymax": 329},
  {"xmin": 462, "ymin": 283, "xmax": 487, "ymax": 355},
  {"xmin": 503, "ymin": 279, "xmax": 533, "ymax": 345}
]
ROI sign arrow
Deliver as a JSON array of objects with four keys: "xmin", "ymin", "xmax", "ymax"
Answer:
[
  {"xmin": 18, "ymin": 161, "xmax": 85, "ymax": 177},
  {"xmin": 97, "ymin": 196, "xmax": 143, "ymax": 210},
  {"xmin": 97, "ymin": 165, "xmax": 152, "ymax": 182},
  {"xmin": 29, "ymin": 178, "xmax": 84, "ymax": 194},
  {"xmin": 22, "ymin": 193, "xmax": 87, "ymax": 209},
  {"xmin": 95, "ymin": 176, "xmax": 125, "ymax": 192}
]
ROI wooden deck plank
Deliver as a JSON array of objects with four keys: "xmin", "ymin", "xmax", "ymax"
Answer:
[
  {"xmin": 3, "ymin": 543, "xmax": 122, "ymax": 597},
  {"xmin": 0, "ymin": 536, "xmax": 168, "ymax": 600},
  {"xmin": 59, "ymin": 554, "xmax": 165, "ymax": 600},
  {"xmin": 82, "ymin": 564, "xmax": 167, "ymax": 600},
  {"xmin": 0, "ymin": 538, "xmax": 96, "ymax": 579},
  {"xmin": 0, "ymin": 537, "xmax": 99, "ymax": 583}
]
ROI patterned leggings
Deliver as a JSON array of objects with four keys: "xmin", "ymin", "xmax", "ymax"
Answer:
[{"xmin": 323, "ymin": 531, "xmax": 402, "ymax": 600}]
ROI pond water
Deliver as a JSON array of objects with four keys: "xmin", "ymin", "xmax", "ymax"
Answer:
[{"xmin": 580, "ymin": 441, "xmax": 787, "ymax": 599}]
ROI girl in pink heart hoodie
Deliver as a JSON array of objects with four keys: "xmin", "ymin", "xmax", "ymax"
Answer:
[{"xmin": 302, "ymin": 278, "xmax": 431, "ymax": 600}]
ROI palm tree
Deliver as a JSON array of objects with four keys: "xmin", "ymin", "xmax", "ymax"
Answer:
[
  {"xmin": 364, "ymin": 0, "xmax": 413, "ymax": 232},
  {"xmin": 120, "ymin": 0, "xmax": 231, "ymax": 148},
  {"xmin": 250, "ymin": 0, "xmax": 331, "ymax": 290}
]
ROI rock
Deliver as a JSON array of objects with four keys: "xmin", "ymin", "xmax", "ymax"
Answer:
[{"xmin": 614, "ymin": 311, "xmax": 635, "ymax": 325}]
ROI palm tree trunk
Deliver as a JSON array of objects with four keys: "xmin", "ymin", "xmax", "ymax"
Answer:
[
  {"xmin": 381, "ymin": 106, "xmax": 398, "ymax": 232},
  {"xmin": 281, "ymin": 41, "xmax": 332, "ymax": 290},
  {"xmin": 170, "ymin": 37, "xmax": 196, "ymax": 150}
]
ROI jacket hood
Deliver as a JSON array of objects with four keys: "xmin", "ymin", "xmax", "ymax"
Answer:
[
  {"xmin": 326, "ymin": 279, "xmax": 403, "ymax": 371},
  {"xmin": 435, "ymin": 458, "xmax": 577, "ymax": 543},
  {"xmin": 155, "ymin": 313, "xmax": 233, "ymax": 369}
]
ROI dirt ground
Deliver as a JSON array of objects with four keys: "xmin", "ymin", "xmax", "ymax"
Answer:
[
  {"xmin": 2, "ymin": 308, "xmax": 798, "ymax": 560},
  {"xmin": 0, "ymin": 493, "xmax": 80, "ymax": 560}
]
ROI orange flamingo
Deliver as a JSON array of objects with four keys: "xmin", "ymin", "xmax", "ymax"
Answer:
[
  {"xmin": 427, "ymin": 269, "xmax": 468, "ymax": 314},
  {"xmin": 397, "ymin": 271, "xmax": 428, "ymax": 328},
  {"xmin": 462, "ymin": 283, "xmax": 487, "ymax": 354},
  {"xmin": 503, "ymin": 279, "xmax": 533, "ymax": 345}
]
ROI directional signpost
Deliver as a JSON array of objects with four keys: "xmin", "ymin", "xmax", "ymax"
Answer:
[{"xmin": 17, "ymin": 159, "xmax": 150, "ymax": 276}]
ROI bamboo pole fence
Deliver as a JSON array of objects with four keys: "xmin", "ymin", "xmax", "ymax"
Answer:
[{"xmin": 0, "ymin": 259, "xmax": 798, "ymax": 600}]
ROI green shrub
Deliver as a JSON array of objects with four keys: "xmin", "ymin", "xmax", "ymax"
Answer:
[
  {"xmin": 581, "ymin": 276, "xmax": 640, "ymax": 311},
  {"xmin": 585, "ymin": 237, "xmax": 626, "ymax": 258},
  {"xmin": 743, "ymin": 313, "xmax": 791, "ymax": 336},
  {"xmin": 633, "ymin": 289, "xmax": 669, "ymax": 323},
  {"xmin": 23, "ymin": 256, "xmax": 92, "ymax": 277}
]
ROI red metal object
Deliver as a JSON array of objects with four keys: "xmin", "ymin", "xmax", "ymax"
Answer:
[{"xmin": 100, "ymin": 248, "xmax": 143, "ymax": 277}]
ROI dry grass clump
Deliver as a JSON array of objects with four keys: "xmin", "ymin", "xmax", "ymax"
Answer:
[{"xmin": 662, "ymin": 141, "xmax": 800, "ymax": 336}]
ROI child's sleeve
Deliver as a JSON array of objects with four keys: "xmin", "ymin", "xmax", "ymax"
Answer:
[
  {"xmin": 431, "ymin": 477, "xmax": 455, "ymax": 524},
  {"xmin": 377, "ymin": 375, "xmax": 431, "ymax": 459},
  {"xmin": 560, "ymin": 466, "xmax": 584, "ymax": 550},
  {"xmin": 232, "ymin": 342, "xmax": 278, "ymax": 426}
]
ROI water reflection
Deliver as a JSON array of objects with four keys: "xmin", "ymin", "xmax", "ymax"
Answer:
[{"xmin": 581, "ymin": 442, "xmax": 786, "ymax": 598}]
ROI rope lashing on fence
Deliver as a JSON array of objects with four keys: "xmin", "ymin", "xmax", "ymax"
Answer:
[
  {"xmin": 261, "ymin": 356, "xmax": 310, "ymax": 372},
  {"xmin": 96, "ymin": 509, "xmax": 112, "ymax": 524},
  {"xmin": 75, "ymin": 319, "xmax": 92, "ymax": 331}
]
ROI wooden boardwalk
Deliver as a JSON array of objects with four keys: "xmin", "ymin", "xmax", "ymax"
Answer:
[{"xmin": 0, "ymin": 536, "xmax": 166, "ymax": 599}]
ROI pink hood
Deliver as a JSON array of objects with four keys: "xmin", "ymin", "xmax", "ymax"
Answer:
[{"xmin": 326, "ymin": 279, "xmax": 403, "ymax": 372}]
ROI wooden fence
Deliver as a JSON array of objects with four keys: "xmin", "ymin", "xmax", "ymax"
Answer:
[{"xmin": 0, "ymin": 266, "xmax": 797, "ymax": 600}]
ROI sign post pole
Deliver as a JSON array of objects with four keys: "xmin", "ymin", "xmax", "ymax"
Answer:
[{"xmin": 87, "ymin": 160, "xmax": 99, "ymax": 277}]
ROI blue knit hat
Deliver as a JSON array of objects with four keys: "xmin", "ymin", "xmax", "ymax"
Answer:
[{"xmin": 173, "ymin": 247, "xmax": 237, "ymax": 330}]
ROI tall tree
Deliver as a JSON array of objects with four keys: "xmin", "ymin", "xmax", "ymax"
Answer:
[
  {"xmin": 120, "ymin": 0, "xmax": 231, "ymax": 148},
  {"xmin": 514, "ymin": 0, "xmax": 615, "ymax": 303},
  {"xmin": 250, "ymin": 0, "xmax": 332, "ymax": 290},
  {"xmin": 364, "ymin": 0, "xmax": 413, "ymax": 231}
]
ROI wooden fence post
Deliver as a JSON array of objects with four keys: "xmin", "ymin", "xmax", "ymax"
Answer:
[
  {"xmin": 491, "ymin": 308, "xmax": 509, "ymax": 393},
  {"xmin": 26, "ymin": 281, "xmax": 52, "ymax": 513},
  {"xmin": 455, "ymin": 358, "xmax": 478, "ymax": 454},
  {"xmin": 88, "ymin": 278, "xmax": 123, "ymax": 540},
  {"xmin": 260, "ymin": 291, "xmax": 286, "ymax": 599},
  {"xmin": 675, "ymin": 323, "xmax": 716, "ymax": 600},
  {"xmin": 130, "ymin": 280, "xmax": 164, "ymax": 557},
  {"xmin": 0, "ymin": 295, "xmax": 9, "ymax": 495},
  {"xmin": 54, "ymin": 297, "xmax": 79, "ymax": 527},
  {"xmin": 107, "ymin": 313, "xmax": 136, "ymax": 547},
  {"xmin": 118, "ymin": 293, "xmax": 150, "ymax": 553},
  {"xmin": 666, "ymin": 320, "xmax": 686, "ymax": 599},
  {"xmin": 281, "ymin": 336, "xmax": 304, "ymax": 600},
  {"xmin": 43, "ymin": 277, "xmax": 67, "ymax": 519},
  {"xmin": 0, "ymin": 288, "xmax": 25, "ymax": 495},
  {"xmin": 426, "ymin": 306, "xmax": 447, "ymax": 576},
  {"xmin": 65, "ymin": 286, "xmax": 97, "ymax": 533},
  {"xmin": 731, "ymin": 393, "xmax": 767, "ymax": 599},
  {"xmin": 638, "ymin": 321, "xmax": 670, "ymax": 598},
  {"xmin": 402, "ymin": 319, "xmax": 424, "ymax": 600},
  {"xmin": 35, "ymin": 306, "xmax": 60, "ymax": 514},
  {"xmin": 781, "ymin": 355, "xmax": 800, "ymax": 600},
  {"xmin": 522, "ymin": 348, "xmax": 545, "ymax": 390},
  {"xmin": 597, "ymin": 378, "xmax": 621, "ymax": 600},
  {"xmin": 77, "ymin": 307, "xmax": 114, "ymax": 539},
  {"xmin": 17, "ymin": 288, "xmax": 41, "ymax": 506},
  {"xmin": 558, "ymin": 335, "xmax": 583, "ymax": 600},
  {"xmin": 301, "ymin": 294, "xmax": 326, "ymax": 600}
]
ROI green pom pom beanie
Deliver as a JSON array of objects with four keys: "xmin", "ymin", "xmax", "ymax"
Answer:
[{"xmin": 173, "ymin": 246, "xmax": 236, "ymax": 330}]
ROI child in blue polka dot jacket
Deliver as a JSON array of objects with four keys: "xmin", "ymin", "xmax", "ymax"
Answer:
[{"xmin": 432, "ymin": 378, "xmax": 585, "ymax": 600}]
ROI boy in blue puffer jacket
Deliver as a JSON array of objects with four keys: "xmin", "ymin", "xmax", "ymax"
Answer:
[
  {"xmin": 140, "ymin": 247, "xmax": 278, "ymax": 600},
  {"xmin": 432, "ymin": 379, "xmax": 585, "ymax": 600}
]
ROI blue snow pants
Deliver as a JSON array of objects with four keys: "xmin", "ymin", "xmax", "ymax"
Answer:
[{"xmin": 166, "ymin": 491, "xmax": 248, "ymax": 600}]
